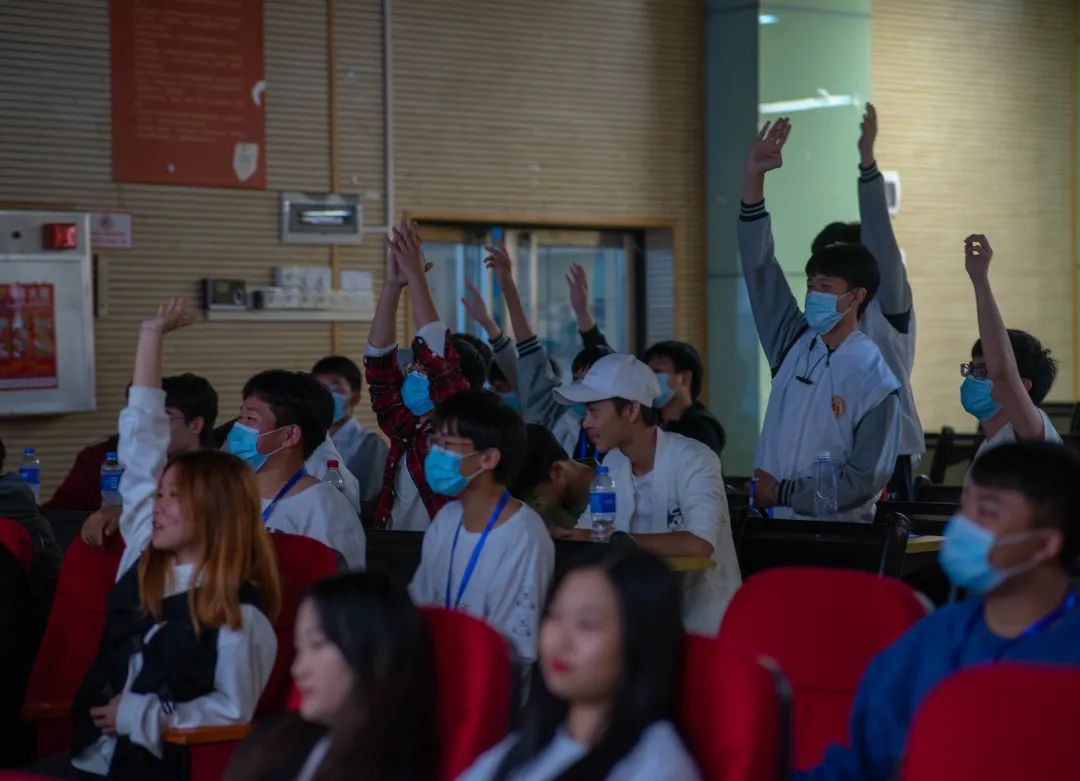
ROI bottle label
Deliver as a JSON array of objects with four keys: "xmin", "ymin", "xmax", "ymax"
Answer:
[
  {"xmin": 101, "ymin": 473, "xmax": 123, "ymax": 492},
  {"xmin": 590, "ymin": 492, "xmax": 616, "ymax": 514},
  {"xmin": 19, "ymin": 467, "xmax": 39, "ymax": 484}
]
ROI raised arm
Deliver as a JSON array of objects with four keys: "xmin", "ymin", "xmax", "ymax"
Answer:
[
  {"xmin": 367, "ymin": 245, "xmax": 407, "ymax": 351},
  {"xmin": 116, "ymin": 299, "xmax": 196, "ymax": 579},
  {"xmin": 462, "ymin": 280, "xmax": 519, "ymax": 390},
  {"xmin": 857, "ymin": 103, "xmax": 910, "ymax": 319},
  {"xmin": 567, "ymin": 262, "xmax": 597, "ymax": 335},
  {"xmin": 966, "ymin": 234, "xmax": 1045, "ymax": 440},
  {"xmin": 390, "ymin": 220, "xmax": 440, "ymax": 330},
  {"xmin": 486, "ymin": 244, "xmax": 535, "ymax": 343},
  {"xmin": 738, "ymin": 119, "xmax": 808, "ymax": 371}
]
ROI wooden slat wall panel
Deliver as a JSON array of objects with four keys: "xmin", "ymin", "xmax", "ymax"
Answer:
[
  {"xmin": 0, "ymin": 0, "xmax": 705, "ymax": 493},
  {"xmin": 872, "ymin": 0, "xmax": 1077, "ymax": 433},
  {"xmin": 391, "ymin": 0, "xmax": 705, "ymax": 345}
]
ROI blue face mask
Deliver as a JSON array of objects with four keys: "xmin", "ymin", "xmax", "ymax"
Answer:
[
  {"xmin": 654, "ymin": 372, "xmax": 676, "ymax": 409},
  {"xmin": 960, "ymin": 376, "xmax": 1002, "ymax": 421},
  {"xmin": 424, "ymin": 445, "xmax": 480, "ymax": 496},
  {"xmin": 804, "ymin": 291, "xmax": 851, "ymax": 335},
  {"xmin": 939, "ymin": 513, "xmax": 1039, "ymax": 594},
  {"xmin": 499, "ymin": 392, "xmax": 522, "ymax": 414},
  {"xmin": 330, "ymin": 391, "xmax": 348, "ymax": 422},
  {"xmin": 403, "ymin": 371, "xmax": 434, "ymax": 416},
  {"xmin": 225, "ymin": 422, "xmax": 285, "ymax": 472}
]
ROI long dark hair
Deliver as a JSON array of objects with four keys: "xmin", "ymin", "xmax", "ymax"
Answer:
[
  {"xmin": 492, "ymin": 548, "xmax": 684, "ymax": 781},
  {"xmin": 227, "ymin": 572, "xmax": 439, "ymax": 781}
]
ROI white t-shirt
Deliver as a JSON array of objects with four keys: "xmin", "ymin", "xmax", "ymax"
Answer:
[
  {"xmin": 458, "ymin": 720, "xmax": 701, "ymax": 781},
  {"xmin": 73, "ymin": 563, "xmax": 277, "ymax": 774},
  {"xmin": 409, "ymin": 500, "xmax": 555, "ymax": 663},
  {"xmin": 974, "ymin": 408, "xmax": 1062, "ymax": 461},
  {"xmin": 262, "ymin": 482, "xmax": 365, "ymax": 570},
  {"xmin": 630, "ymin": 471, "xmax": 656, "ymax": 529}
]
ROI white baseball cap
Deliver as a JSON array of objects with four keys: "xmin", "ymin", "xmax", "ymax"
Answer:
[{"xmin": 554, "ymin": 353, "xmax": 661, "ymax": 407}]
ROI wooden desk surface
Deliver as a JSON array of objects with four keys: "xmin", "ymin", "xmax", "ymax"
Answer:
[{"xmin": 907, "ymin": 535, "xmax": 944, "ymax": 555}]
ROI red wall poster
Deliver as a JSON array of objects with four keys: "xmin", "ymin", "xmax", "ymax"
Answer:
[
  {"xmin": 0, "ymin": 283, "xmax": 58, "ymax": 391},
  {"xmin": 110, "ymin": 0, "xmax": 267, "ymax": 189}
]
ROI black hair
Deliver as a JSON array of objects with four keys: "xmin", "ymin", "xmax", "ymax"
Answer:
[
  {"xmin": 968, "ymin": 441, "xmax": 1080, "ymax": 564},
  {"xmin": 431, "ymin": 389, "xmax": 527, "ymax": 485},
  {"xmin": 450, "ymin": 335, "xmax": 487, "ymax": 391},
  {"xmin": 641, "ymin": 341, "xmax": 705, "ymax": 400},
  {"xmin": 611, "ymin": 397, "xmax": 658, "ymax": 427},
  {"xmin": 811, "ymin": 221, "xmax": 861, "ymax": 255},
  {"xmin": 510, "ymin": 424, "xmax": 570, "ymax": 499},
  {"xmin": 571, "ymin": 344, "xmax": 614, "ymax": 377},
  {"xmin": 454, "ymin": 333, "xmax": 493, "ymax": 372},
  {"xmin": 162, "ymin": 373, "xmax": 219, "ymax": 448},
  {"xmin": 0, "ymin": 437, "xmax": 5, "ymax": 473},
  {"xmin": 492, "ymin": 548, "xmax": 684, "ymax": 781},
  {"xmin": 242, "ymin": 370, "xmax": 333, "ymax": 459},
  {"xmin": 804, "ymin": 242, "xmax": 880, "ymax": 318},
  {"xmin": 311, "ymin": 355, "xmax": 364, "ymax": 393},
  {"xmin": 971, "ymin": 329, "xmax": 1058, "ymax": 405},
  {"xmin": 489, "ymin": 360, "xmax": 509, "ymax": 388},
  {"xmin": 226, "ymin": 572, "xmax": 439, "ymax": 781}
]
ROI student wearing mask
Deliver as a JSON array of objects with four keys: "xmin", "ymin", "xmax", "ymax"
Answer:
[
  {"xmin": 78, "ymin": 373, "xmax": 218, "ymax": 546},
  {"xmin": 67, "ymin": 299, "xmax": 281, "ymax": 779},
  {"xmin": 961, "ymin": 234, "xmax": 1061, "ymax": 459},
  {"xmin": 569, "ymin": 266, "xmax": 724, "ymax": 458},
  {"xmin": 797, "ymin": 441, "xmax": 1080, "ymax": 781},
  {"xmin": 814, "ymin": 104, "xmax": 924, "ymax": 501},
  {"xmin": 739, "ymin": 119, "xmax": 901, "ymax": 521},
  {"xmin": 460, "ymin": 549, "xmax": 701, "ymax": 781},
  {"xmin": 479, "ymin": 246, "xmax": 611, "ymax": 459},
  {"xmin": 409, "ymin": 390, "xmax": 555, "ymax": 664},
  {"xmin": 226, "ymin": 369, "xmax": 365, "ymax": 569},
  {"xmin": 302, "ymin": 376, "xmax": 363, "ymax": 513},
  {"xmin": 365, "ymin": 220, "xmax": 485, "ymax": 531},
  {"xmin": 553, "ymin": 354, "xmax": 740, "ymax": 635},
  {"xmin": 225, "ymin": 572, "xmax": 439, "ymax": 781},
  {"xmin": 510, "ymin": 424, "xmax": 596, "ymax": 530}
]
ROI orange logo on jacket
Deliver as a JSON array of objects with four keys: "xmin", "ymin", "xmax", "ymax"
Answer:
[{"xmin": 831, "ymin": 396, "xmax": 847, "ymax": 419}]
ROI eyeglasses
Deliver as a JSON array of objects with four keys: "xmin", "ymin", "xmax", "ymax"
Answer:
[{"xmin": 960, "ymin": 362, "xmax": 989, "ymax": 381}]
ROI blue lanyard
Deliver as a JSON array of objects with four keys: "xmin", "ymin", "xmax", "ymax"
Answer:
[
  {"xmin": 951, "ymin": 590, "xmax": 1078, "ymax": 670},
  {"xmin": 262, "ymin": 468, "xmax": 307, "ymax": 523},
  {"xmin": 445, "ymin": 490, "xmax": 510, "ymax": 610}
]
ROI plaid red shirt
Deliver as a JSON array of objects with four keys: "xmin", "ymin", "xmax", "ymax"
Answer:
[{"xmin": 364, "ymin": 330, "xmax": 470, "ymax": 530}]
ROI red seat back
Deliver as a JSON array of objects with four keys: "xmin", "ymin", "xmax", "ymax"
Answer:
[
  {"xmin": 0, "ymin": 517, "xmax": 32, "ymax": 571},
  {"xmin": 421, "ymin": 607, "xmax": 512, "ymax": 781},
  {"xmin": 680, "ymin": 634, "xmax": 790, "ymax": 781},
  {"xmin": 23, "ymin": 534, "xmax": 125, "ymax": 755},
  {"xmin": 718, "ymin": 567, "xmax": 927, "ymax": 770},
  {"xmin": 257, "ymin": 533, "xmax": 339, "ymax": 715},
  {"xmin": 903, "ymin": 664, "xmax": 1080, "ymax": 780}
]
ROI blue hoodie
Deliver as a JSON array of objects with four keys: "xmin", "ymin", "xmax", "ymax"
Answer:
[{"xmin": 795, "ymin": 593, "xmax": 1080, "ymax": 781}]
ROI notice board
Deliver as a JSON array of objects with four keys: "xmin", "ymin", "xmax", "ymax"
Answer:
[{"xmin": 110, "ymin": 0, "xmax": 267, "ymax": 189}]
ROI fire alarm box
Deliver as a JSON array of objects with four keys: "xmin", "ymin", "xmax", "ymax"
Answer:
[{"xmin": 0, "ymin": 211, "xmax": 96, "ymax": 416}]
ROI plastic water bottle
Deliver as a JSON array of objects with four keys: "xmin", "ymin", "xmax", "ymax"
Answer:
[
  {"xmin": 812, "ymin": 452, "xmax": 839, "ymax": 519},
  {"xmin": 589, "ymin": 466, "xmax": 616, "ymax": 543},
  {"xmin": 19, "ymin": 448, "xmax": 41, "ymax": 503},
  {"xmin": 100, "ymin": 452, "xmax": 124, "ymax": 507},
  {"xmin": 325, "ymin": 460, "xmax": 347, "ymax": 495}
]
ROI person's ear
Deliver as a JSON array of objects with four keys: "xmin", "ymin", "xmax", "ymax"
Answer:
[
  {"xmin": 1021, "ymin": 378, "xmax": 1034, "ymax": 394},
  {"xmin": 624, "ymin": 401, "xmax": 642, "ymax": 423},
  {"xmin": 477, "ymin": 448, "xmax": 502, "ymax": 473},
  {"xmin": 190, "ymin": 417, "xmax": 205, "ymax": 437},
  {"xmin": 1034, "ymin": 527, "xmax": 1064, "ymax": 565},
  {"xmin": 282, "ymin": 424, "xmax": 304, "ymax": 449},
  {"xmin": 850, "ymin": 287, "xmax": 866, "ymax": 310}
]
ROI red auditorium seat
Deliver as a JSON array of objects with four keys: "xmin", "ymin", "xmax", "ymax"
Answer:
[
  {"xmin": 0, "ymin": 517, "xmax": 33, "ymax": 571},
  {"xmin": 718, "ymin": 566, "xmax": 928, "ymax": 770},
  {"xmin": 902, "ymin": 664, "xmax": 1080, "ymax": 780},
  {"xmin": 421, "ymin": 607, "xmax": 513, "ymax": 781},
  {"xmin": 680, "ymin": 634, "xmax": 791, "ymax": 781}
]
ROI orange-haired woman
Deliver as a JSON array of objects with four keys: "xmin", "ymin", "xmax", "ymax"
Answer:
[{"xmin": 69, "ymin": 299, "xmax": 282, "ymax": 779}]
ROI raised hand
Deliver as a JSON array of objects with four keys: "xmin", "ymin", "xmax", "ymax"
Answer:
[
  {"xmin": 461, "ymin": 280, "xmax": 499, "ymax": 338},
  {"xmin": 745, "ymin": 118, "xmax": 791, "ymax": 177},
  {"xmin": 858, "ymin": 103, "xmax": 878, "ymax": 166},
  {"xmin": 387, "ymin": 219, "xmax": 432, "ymax": 283},
  {"xmin": 141, "ymin": 297, "xmax": 196, "ymax": 334},
  {"xmin": 566, "ymin": 263, "xmax": 590, "ymax": 322},
  {"xmin": 484, "ymin": 244, "xmax": 514, "ymax": 288},
  {"xmin": 965, "ymin": 234, "xmax": 994, "ymax": 280},
  {"xmin": 383, "ymin": 241, "xmax": 410, "ymax": 289}
]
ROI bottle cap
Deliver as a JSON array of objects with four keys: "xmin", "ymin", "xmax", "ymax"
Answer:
[
  {"xmin": 818, "ymin": 451, "xmax": 831, "ymax": 460},
  {"xmin": 327, "ymin": 460, "xmax": 339, "ymax": 468},
  {"xmin": 24, "ymin": 447, "xmax": 35, "ymax": 455},
  {"xmin": 106, "ymin": 451, "xmax": 118, "ymax": 459},
  {"xmin": 596, "ymin": 466, "xmax": 609, "ymax": 475}
]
